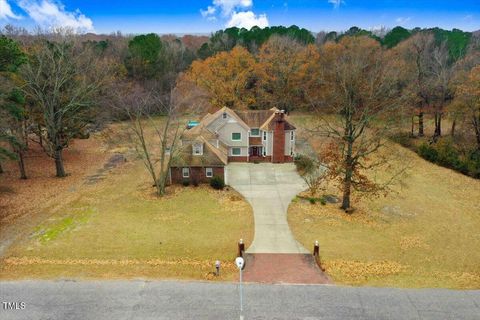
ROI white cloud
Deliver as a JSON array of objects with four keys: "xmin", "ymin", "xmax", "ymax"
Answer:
[
  {"xmin": 17, "ymin": 0, "xmax": 94, "ymax": 33},
  {"xmin": 328, "ymin": 0, "xmax": 344, "ymax": 9},
  {"xmin": 226, "ymin": 10, "xmax": 268, "ymax": 29},
  {"xmin": 201, "ymin": 0, "xmax": 268, "ymax": 29},
  {"xmin": 213, "ymin": 0, "xmax": 252, "ymax": 16},
  {"xmin": 200, "ymin": 5, "xmax": 216, "ymax": 18},
  {"xmin": 395, "ymin": 16, "xmax": 411, "ymax": 25},
  {"xmin": 0, "ymin": 0, "xmax": 21, "ymax": 19}
]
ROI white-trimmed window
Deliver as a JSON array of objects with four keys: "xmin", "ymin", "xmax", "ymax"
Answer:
[
  {"xmin": 182, "ymin": 168, "xmax": 189, "ymax": 178},
  {"xmin": 206, "ymin": 168, "xmax": 213, "ymax": 178},
  {"xmin": 232, "ymin": 132, "xmax": 241, "ymax": 141},
  {"xmin": 193, "ymin": 143, "xmax": 203, "ymax": 155},
  {"xmin": 231, "ymin": 147, "xmax": 241, "ymax": 156},
  {"xmin": 290, "ymin": 131, "xmax": 294, "ymax": 141},
  {"xmin": 263, "ymin": 131, "xmax": 267, "ymax": 141},
  {"xmin": 250, "ymin": 128, "xmax": 260, "ymax": 136}
]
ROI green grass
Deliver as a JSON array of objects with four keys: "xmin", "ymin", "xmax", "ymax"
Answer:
[{"xmin": 0, "ymin": 159, "xmax": 253, "ymax": 281}]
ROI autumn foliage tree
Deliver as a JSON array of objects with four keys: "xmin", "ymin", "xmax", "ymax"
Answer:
[
  {"xmin": 311, "ymin": 36, "xmax": 402, "ymax": 211},
  {"xmin": 182, "ymin": 46, "xmax": 257, "ymax": 110},
  {"xmin": 257, "ymin": 36, "xmax": 308, "ymax": 112},
  {"xmin": 456, "ymin": 65, "xmax": 480, "ymax": 150}
]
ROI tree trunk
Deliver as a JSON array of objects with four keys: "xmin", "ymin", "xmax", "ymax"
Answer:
[
  {"xmin": 341, "ymin": 165, "xmax": 353, "ymax": 212},
  {"xmin": 474, "ymin": 115, "xmax": 480, "ymax": 151},
  {"xmin": 0, "ymin": 161, "xmax": 3, "ymax": 174},
  {"xmin": 433, "ymin": 112, "xmax": 442, "ymax": 140},
  {"xmin": 451, "ymin": 118, "xmax": 456, "ymax": 137},
  {"xmin": 341, "ymin": 139, "xmax": 354, "ymax": 212},
  {"xmin": 410, "ymin": 115, "xmax": 415, "ymax": 137},
  {"xmin": 418, "ymin": 112, "xmax": 424, "ymax": 137},
  {"xmin": 18, "ymin": 151, "xmax": 27, "ymax": 179},
  {"xmin": 38, "ymin": 125, "xmax": 43, "ymax": 147},
  {"xmin": 54, "ymin": 148, "xmax": 66, "ymax": 177}
]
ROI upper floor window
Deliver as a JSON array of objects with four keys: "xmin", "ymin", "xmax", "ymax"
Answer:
[
  {"xmin": 232, "ymin": 132, "xmax": 241, "ymax": 141},
  {"xmin": 250, "ymin": 128, "xmax": 260, "ymax": 136},
  {"xmin": 290, "ymin": 131, "xmax": 294, "ymax": 141},
  {"xmin": 263, "ymin": 131, "xmax": 267, "ymax": 141},
  {"xmin": 193, "ymin": 143, "xmax": 203, "ymax": 155},
  {"xmin": 222, "ymin": 112, "xmax": 227, "ymax": 119}
]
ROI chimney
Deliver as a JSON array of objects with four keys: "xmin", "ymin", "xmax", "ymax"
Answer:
[{"xmin": 272, "ymin": 110, "xmax": 286, "ymax": 163}]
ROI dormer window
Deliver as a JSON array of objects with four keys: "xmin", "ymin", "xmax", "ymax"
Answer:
[
  {"xmin": 222, "ymin": 112, "xmax": 227, "ymax": 119},
  {"xmin": 250, "ymin": 128, "xmax": 260, "ymax": 136},
  {"xmin": 193, "ymin": 143, "xmax": 203, "ymax": 155}
]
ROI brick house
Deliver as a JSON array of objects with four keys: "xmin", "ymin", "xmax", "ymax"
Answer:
[{"xmin": 169, "ymin": 107, "xmax": 296, "ymax": 184}]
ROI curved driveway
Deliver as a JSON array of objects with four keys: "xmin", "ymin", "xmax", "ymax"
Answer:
[{"xmin": 226, "ymin": 163, "xmax": 308, "ymax": 254}]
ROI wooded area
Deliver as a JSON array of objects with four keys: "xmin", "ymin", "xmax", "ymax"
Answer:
[{"xmin": 1, "ymin": 24, "xmax": 479, "ymax": 211}]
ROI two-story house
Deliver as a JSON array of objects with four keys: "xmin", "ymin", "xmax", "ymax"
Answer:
[{"xmin": 169, "ymin": 107, "xmax": 296, "ymax": 184}]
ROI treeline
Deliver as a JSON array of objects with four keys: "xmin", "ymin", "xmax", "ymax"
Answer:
[
  {"xmin": 1, "ymin": 24, "xmax": 479, "ymax": 183},
  {"xmin": 179, "ymin": 27, "xmax": 480, "ymax": 179}
]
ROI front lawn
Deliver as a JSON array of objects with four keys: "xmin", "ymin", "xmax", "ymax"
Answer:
[
  {"xmin": 0, "ymin": 147, "xmax": 253, "ymax": 281},
  {"xmin": 288, "ymin": 142, "xmax": 480, "ymax": 289}
]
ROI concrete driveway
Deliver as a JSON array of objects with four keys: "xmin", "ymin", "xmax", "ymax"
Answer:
[{"xmin": 226, "ymin": 163, "xmax": 308, "ymax": 254}]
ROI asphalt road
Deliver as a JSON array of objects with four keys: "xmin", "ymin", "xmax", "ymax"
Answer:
[{"xmin": 1, "ymin": 280, "xmax": 479, "ymax": 320}]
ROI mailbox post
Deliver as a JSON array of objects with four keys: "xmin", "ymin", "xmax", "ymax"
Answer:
[{"xmin": 235, "ymin": 256, "xmax": 245, "ymax": 320}]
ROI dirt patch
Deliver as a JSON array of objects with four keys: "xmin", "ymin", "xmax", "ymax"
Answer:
[{"xmin": 84, "ymin": 153, "xmax": 126, "ymax": 185}]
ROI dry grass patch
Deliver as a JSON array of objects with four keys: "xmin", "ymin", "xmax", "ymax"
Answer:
[
  {"xmin": 288, "ymin": 114, "xmax": 480, "ymax": 289},
  {"xmin": 0, "ymin": 121, "xmax": 253, "ymax": 281}
]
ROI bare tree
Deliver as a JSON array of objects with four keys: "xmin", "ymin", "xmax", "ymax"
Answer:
[
  {"xmin": 311, "ymin": 36, "xmax": 403, "ymax": 212},
  {"xmin": 118, "ymin": 83, "xmax": 194, "ymax": 196},
  {"xmin": 20, "ymin": 32, "xmax": 111, "ymax": 177},
  {"xmin": 396, "ymin": 33, "xmax": 437, "ymax": 137}
]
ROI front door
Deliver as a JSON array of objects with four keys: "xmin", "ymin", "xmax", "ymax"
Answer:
[{"xmin": 250, "ymin": 147, "xmax": 261, "ymax": 156}]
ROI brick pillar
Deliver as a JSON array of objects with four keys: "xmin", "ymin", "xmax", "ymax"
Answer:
[{"xmin": 272, "ymin": 111, "xmax": 285, "ymax": 163}]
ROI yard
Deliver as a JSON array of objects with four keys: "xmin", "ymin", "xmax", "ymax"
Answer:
[
  {"xmin": 288, "ymin": 114, "xmax": 480, "ymax": 289},
  {"xmin": 0, "ymin": 122, "xmax": 253, "ymax": 281}
]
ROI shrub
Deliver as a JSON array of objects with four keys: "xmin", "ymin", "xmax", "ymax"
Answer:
[
  {"xmin": 390, "ymin": 132, "xmax": 414, "ymax": 148},
  {"xmin": 319, "ymin": 197, "xmax": 327, "ymax": 205},
  {"xmin": 294, "ymin": 154, "xmax": 315, "ymax": 175},
  {"xmin": 309, "ymin": 198, "xmax": 316, "ymax": 204},
  {"xmin": 182, "ymin": 179, "xmax": 190, "ymax": 187},
  {"xmin": 467, "ymin": 150, "xmax": 480, "ymax": 178},
  {"xmin": 210, "ymin": 176, "xmax": 225, "ymax": 190},
  {"xmin": 436, "ymin": 139, "xmax": 461, "ymax": 169},
  {"xmin": 418, "ymin": 143, "xmax": 438, "ymax": 162},
  {"xmin": 192, "ymin": 178, "xmax": 199, "ymax": 187}
]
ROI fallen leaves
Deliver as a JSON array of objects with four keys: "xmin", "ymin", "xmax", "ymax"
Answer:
[
  {"xmin": 324, "ymin": 260, "xmax": 408, "ymax": 283},
  {"xmin": 399, "ymin": 235, "xmax": 430, "ymax": 250},
  {"xmin": 3, "ymin": 256, "xmax": 237, "ymax": 271}
]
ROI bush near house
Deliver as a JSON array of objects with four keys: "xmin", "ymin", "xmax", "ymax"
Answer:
[{"xmin": 210, "ymin": 176, "xmax": 225, "ymax": 190}]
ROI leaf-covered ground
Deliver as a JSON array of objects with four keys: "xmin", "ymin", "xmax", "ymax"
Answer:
[
  {"xmin": 0, "ymin": 123, "xmax": 253, "ymax": 281},
  {"xmin": 288, "ymin": 115, "xmax": 480, "ymax": 289}
]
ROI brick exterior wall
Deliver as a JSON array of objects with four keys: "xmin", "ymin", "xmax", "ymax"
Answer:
[
  {"xmin": 248, "ymin": 156, "xmax": 272, "ymax": 163},
  {"xmin": 249, "ymin": 137, "xmax": 262, "ymax": 145},
  {"xmin": 170, "ymin": 167, "xmax": 224, "ymax": 184},
  {"xmin": 272, "ymin": 113, "xmax": 286, "ymax": 163},
  {"xmin": 228, "ymin": 156, "xmax": 249, "ymax": 162},
  {"xmin": 284, "ymin": 155, "xmax": 293, "ymax": 162}
]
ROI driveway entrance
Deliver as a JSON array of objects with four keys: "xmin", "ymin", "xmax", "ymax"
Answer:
[{"xmin": 226, "ymin": 163, "xmax": 308, "ymax": 254}]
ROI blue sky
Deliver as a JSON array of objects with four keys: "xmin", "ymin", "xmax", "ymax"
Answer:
[{"xmin": 0, "ymin": 0, "xmax": 479, "ymax": 34}]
